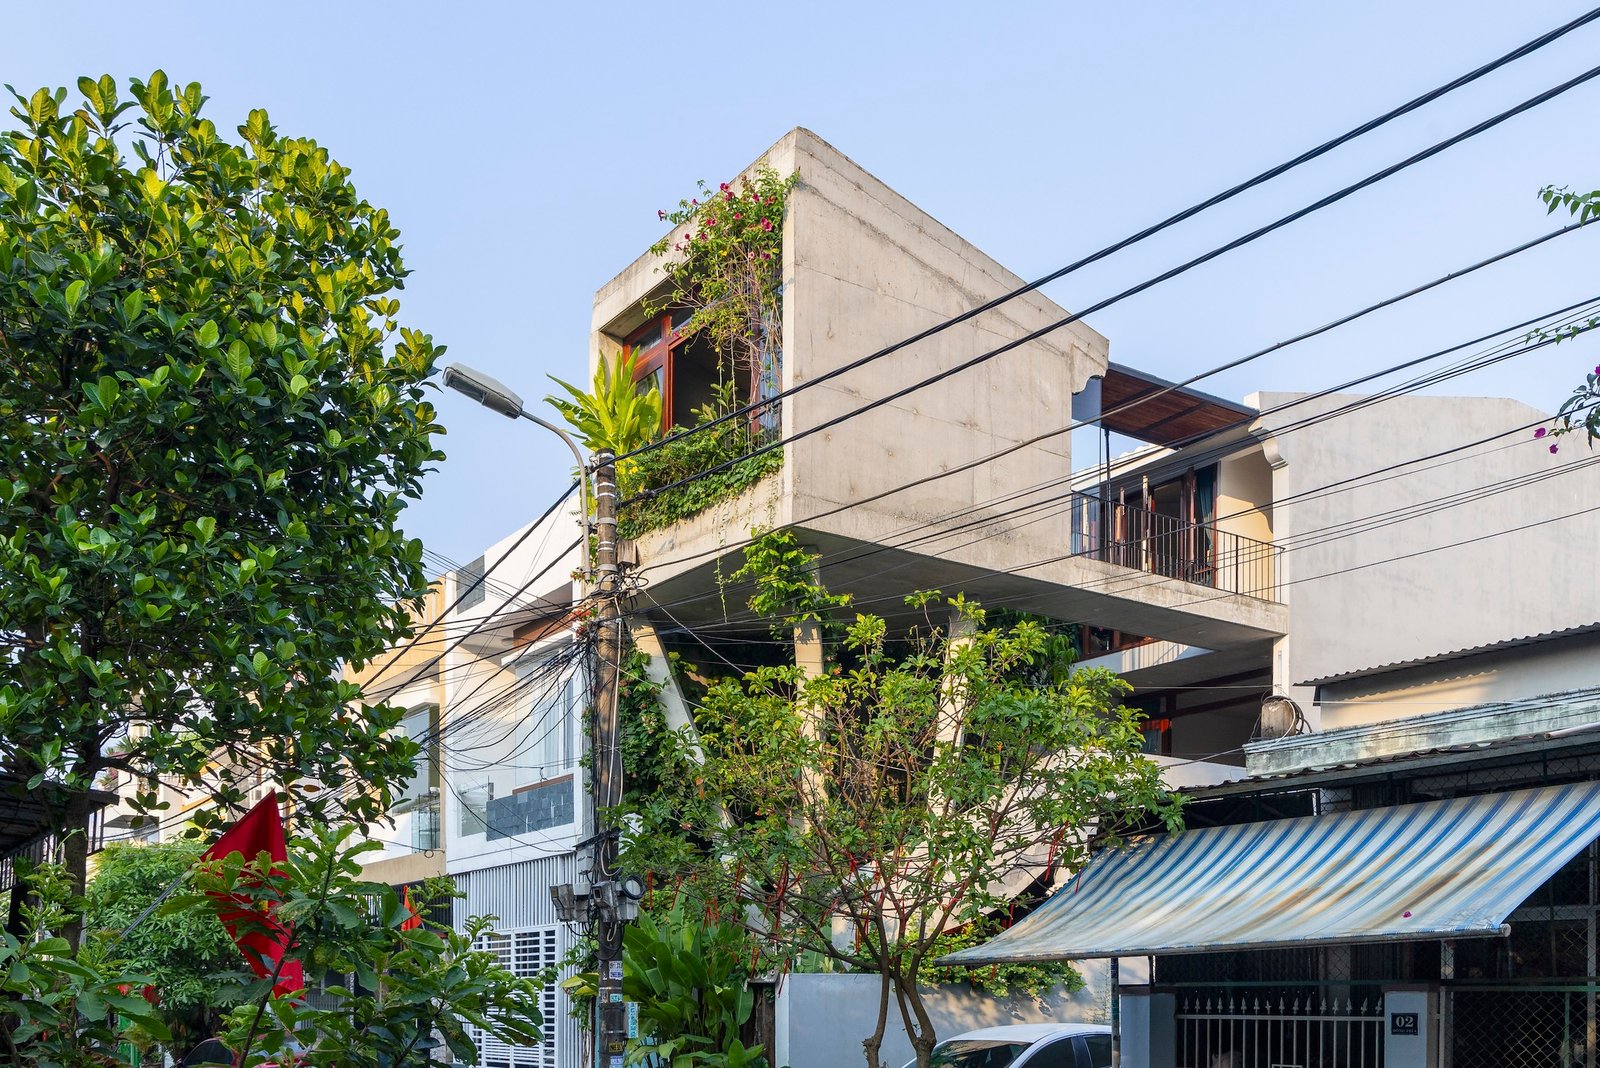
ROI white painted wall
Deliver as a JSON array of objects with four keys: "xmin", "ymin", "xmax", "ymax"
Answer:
[
  {"xmin": 437, "ymin": 510, "xmax": 586, "ymax": 877},
  {"xmin": 1316, "ymin": 630, "xmax": 1600, "ymax": 730},
  {"xmin": 1255, "ymin": 392, "xmax": 1600, "ymax": 693},
  {"xmin": 774, "ymin": 971, "xmax": 1110, "ymax": 1068}
]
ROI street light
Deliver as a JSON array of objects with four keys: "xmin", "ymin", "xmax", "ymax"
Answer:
[{"xmin": 441, "ymin": 362, "xmax": 593, "ymax": 564}]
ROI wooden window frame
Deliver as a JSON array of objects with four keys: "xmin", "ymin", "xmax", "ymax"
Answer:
[{"xmin": 624, "ymin": 312, "xmax": 690, "ymax": 435}]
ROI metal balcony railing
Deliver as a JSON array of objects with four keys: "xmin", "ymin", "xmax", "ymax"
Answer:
[{"xmin": 1069, "ymin": 492, "xmax": 1281, "ymax": 602}]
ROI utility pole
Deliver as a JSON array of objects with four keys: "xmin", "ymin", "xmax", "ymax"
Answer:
[{"xmin": 590, "ymin": 450, "xmax": 629, "ymax": 1068}]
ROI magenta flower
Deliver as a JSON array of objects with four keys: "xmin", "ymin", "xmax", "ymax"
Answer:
[
  {"xmin": 1593, "ymin": 364, "xmax": 1600, "ymax": 375},
  {"xmin": 761, "ymin": 217, "xmax": 773, "ymax": 232},
  {"xmin": 1535, "ymin": 427, "xmax": 1548, "ymax": 438},
  {"xmin": 719, "ymin": 182, "xmax": 729, "ymax": 192},
  {"xmin": 691, "ymin": 198, "xmax": 698, "ymax": 206},
  {"xmin": 761, "ymin": 251, "xmax": 772, "ymax": 260},
  {"xmin": 734, "ymin": 212, "xmax": 742, "ymax": 220},
  {"xmin": 1551, "ymin": 443, "xmax": 1561, "ymax": 454},
  {"xmin": 658, "ymin": 209, "xmax": 667, "ymax": 220}
]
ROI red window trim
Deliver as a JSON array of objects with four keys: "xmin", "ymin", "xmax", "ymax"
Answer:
[{"xmin": 624, "ymin": 314, "xmax": 681, "ymax": 435}]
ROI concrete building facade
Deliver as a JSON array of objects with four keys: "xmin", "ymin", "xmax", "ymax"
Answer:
[{"xmin": 358, "ymin": 128, "xmax": 1600, "ymax": 1068}]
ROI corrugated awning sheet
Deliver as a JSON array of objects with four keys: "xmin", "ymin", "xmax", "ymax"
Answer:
[{"xmin": 940, "ymin": 782, "xmax": 1600, "ymax": 964}]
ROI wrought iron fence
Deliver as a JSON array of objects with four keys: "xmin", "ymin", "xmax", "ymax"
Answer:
[
  {"xmin": 1069, "ymin": 492, "xmax": 1279, "ymax": 601},
  {"xmin": 1173, "ymin": 988, "xmax": 1384, "ymax": 1068}
]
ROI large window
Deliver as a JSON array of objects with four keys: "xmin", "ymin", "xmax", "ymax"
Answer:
[
  {"xmin": 624, "ymin": 311, "xmax": 729, "ymax": 432},
  {"xmin": 455, "ymin": 650, "xmax": 579, "ymax": 841}
]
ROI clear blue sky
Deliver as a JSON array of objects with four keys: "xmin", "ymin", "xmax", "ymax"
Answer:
[{"xmin": 7, "ymin": 1, "xmax": 1599, "ymax": 565}]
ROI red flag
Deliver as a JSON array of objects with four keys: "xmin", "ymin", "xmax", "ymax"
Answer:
[
  {"xmin": 202, "ymin": 792, "xmax": 304, "ymax": 996},
  {"xmin": 400, "ymin": 885, "xmax": 423, "ymax": 931}
]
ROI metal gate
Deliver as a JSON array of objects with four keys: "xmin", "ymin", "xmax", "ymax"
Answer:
[{"xmin": 1175, "ymin": 989, "xmax": 1385, "ymax": 1068}]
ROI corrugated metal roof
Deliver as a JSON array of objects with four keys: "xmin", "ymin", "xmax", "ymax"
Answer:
[
  {"xmin": 938, "ymin": 782, "xmax": 1600, "ymax": 964},
  {"xmin": 1300, "ymin": 622, "xmax": 1600, "ymax": 687},
  {"xmin": 1243, "ymin": 686, "xmax": 1600, "ymax": 780}
]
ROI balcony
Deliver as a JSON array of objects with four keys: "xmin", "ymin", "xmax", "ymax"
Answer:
[{"xmin": 1069, "ymin": 491, "xmax": 1279, "ymax": 602}]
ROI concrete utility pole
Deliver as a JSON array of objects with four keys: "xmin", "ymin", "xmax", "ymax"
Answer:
[
  {"xmin": 439, "ymin": 363, "xmax": 640, "ymax": 1061},
  {"xmin": 590, "ymin": 450, "xmax": 629, "ymax": 1068}
]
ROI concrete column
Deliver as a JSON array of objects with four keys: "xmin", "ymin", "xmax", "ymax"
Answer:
[
  {"xmin": 939, "ymin": 608, "xmax": 978, "ymax": 746},
  {"xmin": 630, "ymin": 621, "xmax": 696, "ymax": 735},
  {"xmin": 1119, "ymin": 988, "xmax": 1175, "ymax": 1068}
]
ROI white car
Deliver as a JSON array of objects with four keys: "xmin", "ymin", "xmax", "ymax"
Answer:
[{"xmin": 912, "ymin": 1023, "xmax": 1114, "ymax": 1068}]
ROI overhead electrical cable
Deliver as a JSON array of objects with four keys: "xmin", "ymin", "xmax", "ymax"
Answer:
[
  {"xmin": 614, "ymin": 4, "xmax": 1600, "ymax": 465},
  {"xmin": 358, "ymin": 480, "xmax": 581, "ymax": 699},
  {"xmin": 631, "ymin": 288, "xmax": 1600, "ymax": 612},
  {"xmin": 625, "ymin": 62, "xmax": 1600, "ymax": 512}
]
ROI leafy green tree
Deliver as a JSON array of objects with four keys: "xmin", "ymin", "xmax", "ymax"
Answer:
[
  {"xmin": 622, "ymin": 544, "xmax": 1181, "ymax": 1068},
  {"xmin": 0, "ymin": 859, "xmax": 170, "ymax": 1065},
  {"xmin": 188, "ymin": 825, "xmax": 543, "ymax": 1067},
  {"xmin": 1538, "ymin": 185, "xmax": 1600, "ymax": 444},
  {"xmin": 565, "ymin": 896, "xmax": 768, "ymax": 1068},
  {"xmin": 0, "ymin": 73, "xmax": 443, "ymax": 905},
  {"xmin": 84, "ymin": 839, "xmax": 239, "ymax": 1041},
  {"xmin": 0, "ymin": 826, "xmax": 542, "ymax": 1068}
]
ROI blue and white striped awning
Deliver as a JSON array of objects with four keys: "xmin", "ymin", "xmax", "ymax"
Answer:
[{"xmin": 940, "ymin": 782, "xmax": 1600, "ymax": 964}]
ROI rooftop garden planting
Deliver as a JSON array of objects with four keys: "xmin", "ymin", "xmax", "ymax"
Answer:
[{"xmin": 547, "ymin": 168, "xmax": 796, "ymax": 539}]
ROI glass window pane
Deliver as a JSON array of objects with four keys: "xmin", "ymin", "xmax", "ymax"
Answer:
[
  {"xmin": 628, "ymin": 319, "xmax": 666, "ymax": 361},
  {"xmin": 1021, "ymin": 1038, "xmax": 1077, "ymax": 1068}
]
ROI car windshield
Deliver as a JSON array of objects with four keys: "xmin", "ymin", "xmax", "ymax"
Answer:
[{"xmin": 926, "ymin": 1039, "xmax": 1031, "ymax": 1068}]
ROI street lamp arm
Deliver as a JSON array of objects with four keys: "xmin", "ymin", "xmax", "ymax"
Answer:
[
  {"xmin": 519, "ymin": 411, "xmax": 595, "ymax": 575},
  {"xmin": 439, "ymin": 362, "xmax": 595, "ymax": 585}
]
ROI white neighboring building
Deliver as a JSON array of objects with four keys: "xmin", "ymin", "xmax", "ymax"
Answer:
[{"xmin": 434, "ymin": 513, "xmax": 586, "ymax": 1068}]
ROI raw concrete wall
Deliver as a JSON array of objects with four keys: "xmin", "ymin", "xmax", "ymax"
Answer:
[
  {"xmin": 590, "ymin": 129, "xmax": 1287, "ymax": 651},
  {"xmin": 781, "ymin": 129, "xmax": 1108, "ymax": 565},
  {"xmin": 774, "ymin": 970, "xmax": 1110, "ymax": 1068}
]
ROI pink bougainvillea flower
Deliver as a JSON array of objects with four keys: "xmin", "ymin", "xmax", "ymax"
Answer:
[
  {"xmin": 761, "ymin": 217, "xmax": 774, "ymax": 232},
  {"xmin": 1593, "ymin": 364, "xmax": 1600, "ymax": 375},
  {"xmin": 658, "ymin": 209, "xmax": 667, "ymax": 220},
  {"xmin": 733, "ymin": 212, "xmax": 742, "ymax": 220},
  {"xmin": 691, "ymin": 198, "xmax": 698, "ymax": 206},
  {"xmin": 752, "ymin": 194, "xmax": 762, "ymax": 204},
  {"xmin": 1551, "ymin": 443, "xmax": 1561, "ymax": 454},
  {"xmin": 719, "ymin": 182, "xmax": 729, "ymax": 192},
  {"xmin": 1535, "ymin": 427, "xmax": 1548, "ymax": 438},
  {"xmin": 761, "ymin": 251, "xmax": 772, "ymax": 260}
]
